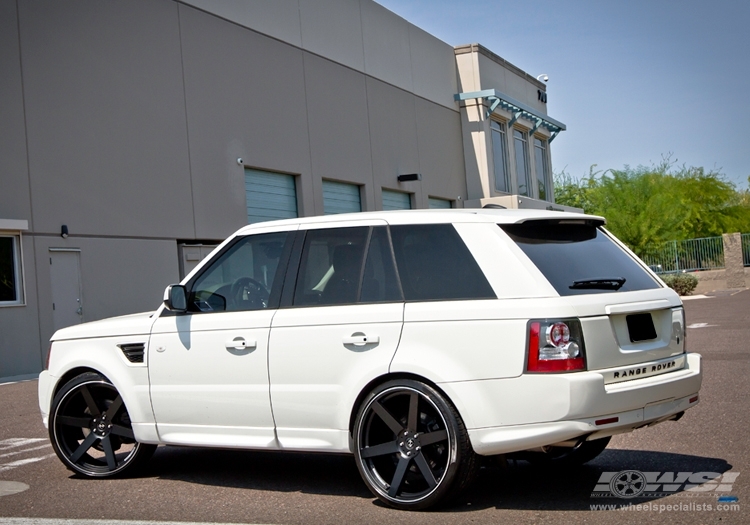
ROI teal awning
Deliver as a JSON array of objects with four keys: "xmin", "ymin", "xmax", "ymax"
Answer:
[{"xmin": 455, "ymin": 89, "xmax": 566, "ymax": 142}]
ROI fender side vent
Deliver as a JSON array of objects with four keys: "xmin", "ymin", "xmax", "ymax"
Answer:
[{"xmin": 118, "ymin": 343, "xmax": 145, "ymax": 363}]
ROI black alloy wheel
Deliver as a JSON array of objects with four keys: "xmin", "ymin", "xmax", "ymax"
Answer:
[
  {"xmin": 49, "ymin": 372, "xmax": 155, "ymax": 477},
  {"xmin": 353, "ymin": 380, "xmax": 476, "ymax": 510}
]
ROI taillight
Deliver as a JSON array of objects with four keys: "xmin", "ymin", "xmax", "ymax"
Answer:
[
  {"xmin": 681, "ymin": 308, "xmax": 687, "ymax": 353},
  {"xmin": 526, "ymin": 318, "xmax": 586, "ymax": 373}
]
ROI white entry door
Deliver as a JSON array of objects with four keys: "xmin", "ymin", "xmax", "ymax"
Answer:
[{"xmin": 49, "ymin": 249, "xmax": 83, "ymax": 331}]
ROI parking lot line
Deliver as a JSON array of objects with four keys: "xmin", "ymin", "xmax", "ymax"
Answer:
[
  {"xmin": 0, "ymin": 439, "xmax": 46, "ymax": 451},
  {"xmin": 0, "ymin": 454, "xmax": 56, "ymax": 474},
  {"xmin": 0, "ymin": 444, "xmax": 51, "ymax": 460}
]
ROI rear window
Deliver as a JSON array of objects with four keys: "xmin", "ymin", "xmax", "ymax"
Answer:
[{"xmin": 500, "ymin": 221, "xmax": 660, "ymax": 296}]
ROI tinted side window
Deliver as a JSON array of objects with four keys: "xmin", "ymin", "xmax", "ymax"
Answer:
[
  {"xmin": 293, "ymin": 227, "xmax": 369, "ymax": 306},
  {"xmin": 361, "ymin": 226, "xmax": 402, "ymax": 303},
  {"xmin": 189, "ymin": 231, "xmax": 290, "ymax": 312},
  {"xmin": 501, "ymin": 221, "xmax": 660, "ymax": 296},
  {"xmin": 390, "ymin": 224, "xmax": 495, "ymax": 301}
]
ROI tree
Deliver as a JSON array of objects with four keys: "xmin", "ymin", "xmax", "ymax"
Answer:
[{"xmin": 554, "ymin": 160, "xmax": 750, "ymax": 255}]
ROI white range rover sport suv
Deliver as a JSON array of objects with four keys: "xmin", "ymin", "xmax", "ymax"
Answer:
[{"xmin": 39, "ymin": 208, "xmax": 702, "ymax": 510}]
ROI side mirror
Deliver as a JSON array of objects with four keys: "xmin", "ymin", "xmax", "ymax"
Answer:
[{"xmin": 163, "ymin": 284, "xmax": 188, "ymax": 312}]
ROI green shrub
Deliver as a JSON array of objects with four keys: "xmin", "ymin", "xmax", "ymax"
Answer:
[{"xmin": 660, "ymin": 273, "xmax": 699, "ymax": 296}]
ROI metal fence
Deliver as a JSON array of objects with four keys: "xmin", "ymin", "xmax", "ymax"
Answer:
[
  {"xmin": 641, "ymin": 236, "xmax": 725, "ymax": 274},
  {"xmin": 743, "ymin": 233, "xmax": 750, "ymax": 267}
]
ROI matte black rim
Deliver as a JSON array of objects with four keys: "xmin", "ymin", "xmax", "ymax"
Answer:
[
  {"xmin": 358, "ymin": 386, "xmax": 453, "ymax": 504},
  {"xmin": 52, "ymin": 380, "xmax": 140, "ymax": 476}
]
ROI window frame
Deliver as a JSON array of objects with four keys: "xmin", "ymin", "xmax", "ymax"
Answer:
[
  {"xmin": 513, "ymin": 128, "xmax": 531, "ymax": 197},
  {"xmin": 0, "ymin": 233, "xmax": 25, "ymax": 307},
  {"xmin": 490, "ymin": 119, "xmax": 510, "ymax": 194},
  {"xmin": 533, "ymin": 136, "xmax": 551, "ymax": 201},
  {"xmin": 183, "ymin": 230, "xmax": 295, "ymax": 314},
  {"xmin": 280, "ymin": 223, "xmax": 498, "ymax": 308},
  {"xmin": 360, "ymin": 225, "xmax": 404, "ymax": 303},
  {"xmin": 286, "ymin": 226, "xmax": 404, "ymax": 308},
  {"xmin": 291, "ymin": 226, "xmax": 370, "ymax": 307},
  {"xmin": 500, "ymin": 221, "xmax": 661, "ymax": 296}
]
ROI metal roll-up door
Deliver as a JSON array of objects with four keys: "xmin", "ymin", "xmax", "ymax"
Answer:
[
  {"xmin": 428, "ymin": 197, "xmax": 452, "ymax": 209},
  {"xmin": 381, "ymin": 190, "xmax": 411, "ymax": 210},
  {"xmin": 323, "ymin": 180, "xmax": 361, "ymax": 215},
  {"xmin": 245, "ymin": 168, "xmax": 298, "ymax": 224}
]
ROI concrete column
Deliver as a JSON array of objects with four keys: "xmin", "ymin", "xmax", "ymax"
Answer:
[{"xmin": 722, "ymin": 232, "xmax": 746, "ymax": 289}]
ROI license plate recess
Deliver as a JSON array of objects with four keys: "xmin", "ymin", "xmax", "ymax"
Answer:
[{"xmin": 626, "ymin": 313, "xmax": 657, "ymax": 342}]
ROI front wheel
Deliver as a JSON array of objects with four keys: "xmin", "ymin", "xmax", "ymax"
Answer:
[
  {"xmin": 353, "ymin": 379, "xmax": 477, "ymax": 510},
  {"xmin": 49, "ymin": 372, "xmax": 156, "ymax": 477}
]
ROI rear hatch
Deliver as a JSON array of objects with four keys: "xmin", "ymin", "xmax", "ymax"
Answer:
[{"xmin": 500, "ymin": 219, "xmax": 685, "ymax": 379}]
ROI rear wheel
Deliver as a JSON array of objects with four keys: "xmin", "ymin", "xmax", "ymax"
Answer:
[
  {"xmin": 49, "ymin": 372, "xmax": 156, "ymax": 477},
  {"xmin": 353, "ymin": 379, "xmax": 477, "ymax": 510}
]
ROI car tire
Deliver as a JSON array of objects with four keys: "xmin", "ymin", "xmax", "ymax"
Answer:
[
  {"xmin": 353, "ymin": 379, "xmax": 477, "ymax": 510},
  {"xmin": 49, "ymin": 371, "xmax": 156, "ymax": 477}
]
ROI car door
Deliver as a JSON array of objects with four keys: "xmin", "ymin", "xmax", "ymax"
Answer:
[
  {"xmin": 148, "ymin": 226, "xmax": 296, "ymax": 448},
  {"xmin": 269, "ymin": 222, "xmax": 404, "ymax": 451}
]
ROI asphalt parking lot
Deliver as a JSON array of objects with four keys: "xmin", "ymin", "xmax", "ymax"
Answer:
[{"xmin": 0, "ymin": 290, "xmax": 748, "ymax": 525}]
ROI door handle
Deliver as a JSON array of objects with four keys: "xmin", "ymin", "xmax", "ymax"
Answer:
[
  {"xmin": 225, "ymin": 337, "xmax": 257, "ymax": 351},
  {"xmin": 343, "ymin": 333, "xmax": 380, "ymax": 346}
]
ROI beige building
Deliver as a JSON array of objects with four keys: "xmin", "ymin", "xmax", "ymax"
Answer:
[{"xmin": 0, "ymin": 0, "xmax": 570, "ymax": 380}]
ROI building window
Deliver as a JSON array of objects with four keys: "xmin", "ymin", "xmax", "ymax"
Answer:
[
  {"xmin": 0, "ymin": 235, "xmax": 23, "ymax": 305},
  {"xmin": 490, "ymin": 120, "xmax": 509, "ymax": 193},
  {"xmin": 323, "ymin": 180, "xmax": 362, "ymax": 215},
  {"xmin": 534, "ymin": 137, "xmax": 550, "ymax": 201},
  {"xmin": 513, "ymin": 129, "xmax": 530, "ymax": 197}
]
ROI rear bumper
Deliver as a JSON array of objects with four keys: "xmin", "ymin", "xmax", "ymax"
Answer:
[
  {"xmin": 443, "ymin": 353, "xmax": 702, "ymax": 456},
  {"xmin": 468, "ymin": 392, "xmax": 697, "ymax": 455}
]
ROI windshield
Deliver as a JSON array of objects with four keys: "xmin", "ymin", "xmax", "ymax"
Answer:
[{"xmin": 500, "ymin": 221, "xmax": 660, "ymax": 296}]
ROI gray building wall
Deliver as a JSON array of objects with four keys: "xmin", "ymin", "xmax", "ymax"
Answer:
[
  {"xmin": 0, "ymin": 0, "xmax": 469, "ymax": 379},
  {"xmin": 0, "ymin": 0, "xmax": 557, "ymax": 379}
]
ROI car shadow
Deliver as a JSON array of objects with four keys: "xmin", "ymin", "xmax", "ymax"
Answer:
[
  {"xmin": 448, "ymin": 449, "xmax": 733, "ymax": 512},
  {"xmin": 147, "ymin": 446, "xmax": 372, "ymax": 499},
  {"xmin": 140, "ymin": 446, "xmax": 732, "ymax": 511}
]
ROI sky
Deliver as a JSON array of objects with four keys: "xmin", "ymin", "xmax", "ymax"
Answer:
[{"xmin": 376, "ymin": 0, "xmax": 750, "ymax": 188}]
